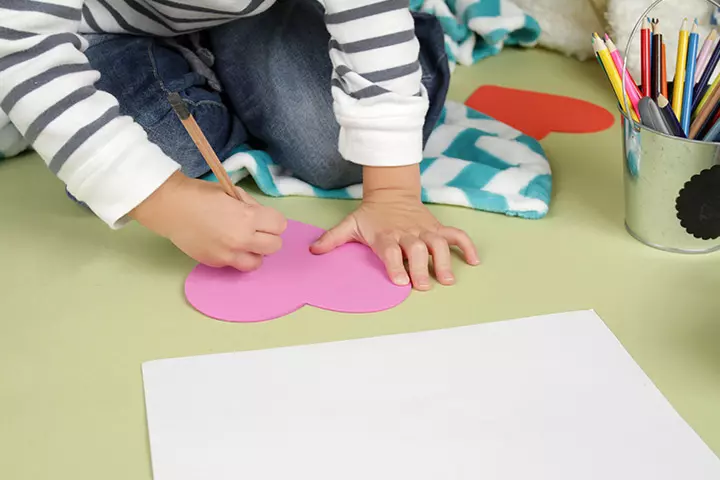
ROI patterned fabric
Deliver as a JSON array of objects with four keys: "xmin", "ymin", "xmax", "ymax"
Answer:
[
  {"xmin": 410, "ymin": 0, "xmax": 541, "ymax": 69},
  {"xmin": 209, "ymin": 101, "xmax": 552, "ymax": 219}
]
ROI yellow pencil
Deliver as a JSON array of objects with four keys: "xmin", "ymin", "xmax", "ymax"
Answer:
[
  {"xmin": 694, "ymin": 72, "xmax": 720, "ymax": 118},
  {"xmin": 593, "ymin": 34, "xmax": 639, "ymax": 122},
  {"xmin": 672, "ymin": 18, "xmax": 690, "ymax": 117}
]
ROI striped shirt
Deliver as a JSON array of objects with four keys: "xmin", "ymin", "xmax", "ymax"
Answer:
[{"xmin": 0, "ymin": 0, "xmax": 427, "ymax": 227}]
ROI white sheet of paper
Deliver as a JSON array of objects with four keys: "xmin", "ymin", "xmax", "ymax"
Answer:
[{"xmin": 142, "ymin": 310, "xmax": 720, "ymax": 480}]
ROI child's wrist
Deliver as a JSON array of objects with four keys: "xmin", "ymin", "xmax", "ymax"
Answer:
[
  {"xmin": 130, "ymin": 170, "xmax": 188, "ymax": 233},
  {"xmin": 362, "ymin": 164, "xmax": 422, "ymax": 201}
]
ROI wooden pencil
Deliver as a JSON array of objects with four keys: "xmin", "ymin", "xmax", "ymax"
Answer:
[
  {"xmin": 593, "ymin": 34, "xmax": 639, "ymax": 121},
  {"xmin": 652, "ymin": 21, "xmax": 663, "ymax": 99},
  {"xmin": 167, "ymin": 92, "xmax": 242, "ymax": 201},
  {"xmin": 689, "ymin": 79, "xmax": 720, "ymax": 138},
  {"xmin": 693, "ymin": 34, "xmax": 720, "ymax": 111},
  {"xmin": 641, "ymin": 18, "xmax": 652, "ymax": 97},
  {"xmin": 681, "ymin": 21, "xmax": 700, "ymax": 134},
  {"xmin": 672, "ymin": 19, "xmax": 690, "ymax": 117},
  {"xmin": 657, "ymin": 94, "xmax": 686, "ymax": 137},
  {"xmin": 694, "ymin": 29, "xmax": 718, "ymax": 84}
]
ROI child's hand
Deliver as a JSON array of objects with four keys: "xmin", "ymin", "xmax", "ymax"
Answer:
[
  {"xmin": 131, "ymin": 172, "xmax": 287, "ymax": 271},
  {"xmin": 310, "ymin": 190, "xmax": 479, "ymax": 291}
]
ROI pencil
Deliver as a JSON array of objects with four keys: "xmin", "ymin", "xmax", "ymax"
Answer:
[
  {"xmin": 672, "ymin": 18, "xmax": 690, "ymax": 117},
  {"xmin": 695, "ymin": 73, "xmax": 720, "ymax": 118},
  {"xmin": 682, "ymin": 21, "xmax": 700, "ymax": 134},
  {"xmin": 167, "ymin": 93, "xmax": 242, "ymax": 201},
  {"xmin": 693, "ymin": 34, "xmax": 720, "ymax": 111},
  {"xmin": 657, "ymin": 94, "xmax": 686, "ymax": 137},
  {"xmin": 652, "ymin": 22, "xmax": 663, "ymax": 99},
  {"xmin": 593, "ymin": 34, "xmax": 639, "ymax": 121},
  {"xmin": 694, "ymin": 29, "xmax": 718, "ymax": 84},
  {"xmin": 605, "ymin": 35, "xmax": 642, "ymax": 119},
  {"xmin": 641, "ymin": 18, "xmax": 652, "ymax": 97},
  {"xmin": 661, "ymin": 42, "xmax": 668, "ymax": 98},
  {"xmin": 702, "ymin": 114, "xmax": 720, "ymax": 141},
  {"xmin": 689, "ymin": 78, "xmax": 720, "ymax": 138}
]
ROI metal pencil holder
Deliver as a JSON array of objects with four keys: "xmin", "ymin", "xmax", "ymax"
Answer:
[{"xmin": 620, "ymin": 0, "xmax": 720, "ymax": 253}]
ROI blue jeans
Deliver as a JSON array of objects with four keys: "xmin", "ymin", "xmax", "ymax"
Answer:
[{"xmin": 83, "ymin": 0, "xmax": 449, "ymax": 190}]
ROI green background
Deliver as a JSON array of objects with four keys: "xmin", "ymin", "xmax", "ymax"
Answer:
[{"xmin": 1, "ymin": 50, "xmax": 718, "ymax": 479}]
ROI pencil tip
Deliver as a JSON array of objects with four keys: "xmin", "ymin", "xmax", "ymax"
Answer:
[{"xmin": 657, "ymin": 94, "xmax": 669, "ymax": 108}]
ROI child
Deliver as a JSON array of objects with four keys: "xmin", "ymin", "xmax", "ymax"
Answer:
[{"xmin": 0, "ymin": 0, "xmax": 479, "ymax": 290}]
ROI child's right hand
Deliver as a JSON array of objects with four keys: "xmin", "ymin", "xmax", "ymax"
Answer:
[{"xmin": 131, "ymin": 172, "xmax": 287, "ymax": 271}]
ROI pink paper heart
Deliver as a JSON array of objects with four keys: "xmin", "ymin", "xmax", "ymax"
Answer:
[{"xmin": 185, "ymin": 220, "xmax": 411, "ymax": 322}]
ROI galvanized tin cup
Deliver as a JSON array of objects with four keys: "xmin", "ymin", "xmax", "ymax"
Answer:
[{"xmin": 620, "ymin": 0, "xmax": 720, "ymax": 253}]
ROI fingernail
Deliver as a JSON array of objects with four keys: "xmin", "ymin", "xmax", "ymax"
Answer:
[
  {"xmin": 394, "ymin": 274, "xmax": 410, "ymax": 285},
  {"xmin": 418, "ymin": 278, "xmax": 431, "ymax": 288},
  {"xmin": 442, "ymin": 274, "xmax": 455, "ymax": 283}
]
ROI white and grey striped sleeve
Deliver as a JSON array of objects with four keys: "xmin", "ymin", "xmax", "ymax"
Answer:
[
  {"xmin": 323, "ymin": 0, "xmax": 428, "ymax": 167},
  {"xmin": 0, "ymin": 0, "xmax": 179, "ymax": 228}
]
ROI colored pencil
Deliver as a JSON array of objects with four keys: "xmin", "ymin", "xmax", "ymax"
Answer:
[
  {"xmin": 672, "ymin": 19, "xmax": 690, "ymax": 117},
  {"xmin": 689, "ymin": 77, "xmax": 720, "ymax": 138},
  {"xmin": 695, "ymin": 72, "xmax": 720, "ymax": 117},
  {"xmin": 638, "ymin": 97, "xmax": 672, "ymax": 135},
  {"xmin": 652, "ymin": 22, "xmax": 663, "ymax": 99},
  {"xmin": 693, "ymin": 34, "xmax": 720, "ymax": 111},
  {"xmin": 167, "ymin": 93, "xmax": 242, "ymax": 201},
  {"xmin": 681, "ymin": 21, "xmax": 700, "ymax": 134},
  {"xmin": 641, "ymin": 18, "xmax": 652, "ymax": 97},
  {"xmin": 694, "ymin": 29, "xmax": 718, "ymax": 84},
  {"xmin": 661, "ymin": 42, "xmax": 668, "ymax": 98},
  {"xmin": 605, "ymin": 35, "xmax": 642, "ymax": 119},
  {"xmin": 593, "ymin": 34, "xmax": 639, "ymax": 121},
  {"xmin": 702, "ymin": 114, "xmax": 720, "ymax": 141},
  {"xmin": 657, "ymin": 94, "xmax": 686, "ymax": 137}
]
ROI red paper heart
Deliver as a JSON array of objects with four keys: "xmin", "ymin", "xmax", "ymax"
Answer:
[{"xmin": 465, "ymin": 85, "xmax": 615, "ymax": 140}]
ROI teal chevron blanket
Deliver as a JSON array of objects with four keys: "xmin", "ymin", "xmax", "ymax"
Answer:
[
  {"xmin": 410, "ymin": 0, "xmax": 541, "ymax": 69},
  {"xmin": 212, "ymin": 101, "xmax": 550, "ymax": 219}
]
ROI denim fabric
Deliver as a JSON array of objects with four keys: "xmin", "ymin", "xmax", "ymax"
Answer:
[{"xmin": 83, "ymin": 0, "xmax": 450, "ymax": 190}]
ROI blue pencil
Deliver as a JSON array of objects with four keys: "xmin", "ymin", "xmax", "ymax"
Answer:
[{"xmin": 682, "ymin": 21, "xmax": 699, "ymax": 134}]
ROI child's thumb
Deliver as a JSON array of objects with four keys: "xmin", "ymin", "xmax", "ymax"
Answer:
[{"xmin": 310, "ymin": 218, "xmax": 355, "ymax": 255}]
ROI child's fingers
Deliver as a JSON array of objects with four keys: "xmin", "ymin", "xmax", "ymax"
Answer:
[
  {"xmin": 253, "ymin": 206, "xmax": 288, "ymax": 235},
  {"xmin": 310, "ymin": 217, "xmax": 354, "ymax": 254},
  {"xmin": 234, "ymin": 187, "xmax": 259, "ymax": 205},
  {"xmin": 421, "ymin": 232, "xmax": 454, "ymax": 285},
  {"xmin": 440, "ymin": 227, "xmax": 480, "ymax": 265},
  {"xmin": 371, "ymin": 237, "xmax": 408, "ymax": 286},
  {"xmin": 247, "ymin": 232, "xmax": 283, "ymax": 255},
  {"xmin": 229, "ymin": 251, "xmax": 263, "ymax": 272},
  {"xmin": 399, "ymin": 235, "xmax": 431, "ymax": 291}
]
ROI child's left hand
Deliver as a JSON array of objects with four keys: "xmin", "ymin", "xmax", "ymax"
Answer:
[{"xmin": 310, "ymin": 192, "xmax": 480, "ymax": 291}]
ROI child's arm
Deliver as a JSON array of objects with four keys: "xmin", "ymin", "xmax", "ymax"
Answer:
[
  {"xmin": 0, "ymin": 2, "xmax": 285, "ymax": 268},
  {"xmin": 316, "ymin": 0, "xmax": 479, "ymax": 289},
  {"xmin": 0, "ymin": 1, "xmax": 178, "ymax": 227}
]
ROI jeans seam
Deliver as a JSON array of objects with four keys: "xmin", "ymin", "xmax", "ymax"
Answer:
[{"xmin": 147, "ymin": 41, "xmax": 228, "ymax": 111}]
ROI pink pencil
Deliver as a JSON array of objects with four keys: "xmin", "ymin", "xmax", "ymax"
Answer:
[
  {"xmin": 605, "ymin": 34, "xmax": 642, "ymax": 119},
  {"xmin": 695, "ymin": 29, "xmax": 718, "ymax": 84}
]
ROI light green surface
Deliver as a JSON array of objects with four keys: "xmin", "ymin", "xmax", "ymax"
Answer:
[{"xmin": 1, "ymin": 49, "xmax": 719, "ymax": 479}]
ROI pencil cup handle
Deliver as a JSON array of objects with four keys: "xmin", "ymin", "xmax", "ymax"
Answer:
[{"xmin": 620, "ymin": 0, "xmax": 720, "ymax": 123}]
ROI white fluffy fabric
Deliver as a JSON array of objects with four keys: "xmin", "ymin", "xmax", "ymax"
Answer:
[
  {"xmin": 515, "ymin": 0, "xmax": 716, "ymax": 83},
  {"xmin": 512, "ymin": 0, "xmax": 605, "ymax": 61},
  {"xmin": 607, "ymin": 0, "xmax": 714, "ymax": 79}
]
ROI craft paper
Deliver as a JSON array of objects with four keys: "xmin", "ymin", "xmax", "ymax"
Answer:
[
  {"xmin": 185, "ymin": 220, "xmax": 411, "ymax": 322},
  {"xmin": 142, "ymin": 310, "xmax": 720, "ymax": 480},
  {"xmin": 465, "ymin": 85, "xmax": 615, "ymax": 140}
]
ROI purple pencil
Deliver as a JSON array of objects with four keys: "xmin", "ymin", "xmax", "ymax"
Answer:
[{"xmin": 693, "ymin": 37, "xmax": 720, "ymax": 111}]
